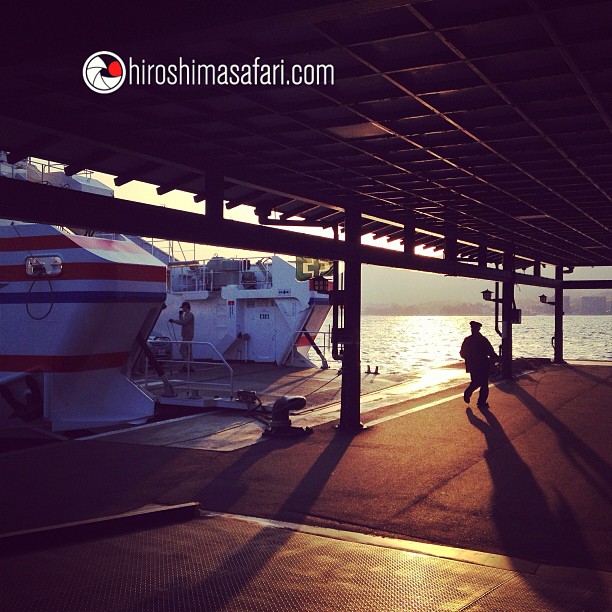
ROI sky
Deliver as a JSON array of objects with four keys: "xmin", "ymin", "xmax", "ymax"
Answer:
[{"xmin": 91, "ymin": 168, "xmax": 610, "ymax": 307}]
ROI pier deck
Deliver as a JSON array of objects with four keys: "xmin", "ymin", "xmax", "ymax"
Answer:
[{"xmin": 1, "ymin": 362, "xmax": 610, "ymax": 610}]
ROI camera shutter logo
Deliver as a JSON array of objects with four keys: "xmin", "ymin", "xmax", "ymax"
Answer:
[{"xmin": 83, "ymin": 51, "xmax": 126, "ymax": 94}]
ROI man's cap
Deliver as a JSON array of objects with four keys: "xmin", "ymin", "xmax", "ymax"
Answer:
[
  {"xmin": 469, "ymin": 320, "xmax": 482, "ymax": 328},
  {"xmin": 181, "ymin": 301, "xmax": 191, "ymax": 309}
]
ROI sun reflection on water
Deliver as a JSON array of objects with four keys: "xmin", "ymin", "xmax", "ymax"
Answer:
[
  {"xmin": 360, "ymin": 315, "xmax": 490, "ymax": 374},
  {"xmin": 354, "ymin": 315, "xmax": 610, "ymax": 376}
]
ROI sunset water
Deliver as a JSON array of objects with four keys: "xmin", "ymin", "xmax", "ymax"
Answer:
[{"xmin": 324, "ymin": 315, "xmax": 611, "ymax": 376}]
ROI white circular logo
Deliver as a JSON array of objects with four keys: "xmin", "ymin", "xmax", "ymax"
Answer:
[{"xmin": 83, "ymin": 51, "xmax": 126, "ymax": 94}]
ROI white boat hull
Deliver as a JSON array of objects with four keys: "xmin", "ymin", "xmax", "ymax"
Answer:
[
  {"xmin": 157, "ymin": 256, "xmax": 331, "ymax": 365},
  {"xmin": 0, "ymin": 222, "xmax": 166, "ymax": 431}
]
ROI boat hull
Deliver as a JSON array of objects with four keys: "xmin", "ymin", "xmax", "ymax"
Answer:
[
  {"xmin": 0, "ymin": 222, "xmax": 166, "ymax": 431},
  {"xmin": 157, "ymin": 256, "xmax": 331, "ymax": 365}
]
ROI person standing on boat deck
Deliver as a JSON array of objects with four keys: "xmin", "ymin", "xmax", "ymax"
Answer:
[
  {"xmin": 460, "ymin": 320, "xmax": 498, "ymax": 409},
  {"xmin": 169, "ymin": 301, "xmax": 195, "ymax": 372}
]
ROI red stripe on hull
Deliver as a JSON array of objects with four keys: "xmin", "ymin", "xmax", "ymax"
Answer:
[
  {"xmin": 0, "ymin": 234, "xmax": 77, "ymax": 252},
  {"xmin": 0, "ymin": 234, "xmax": 149, "ymax": 254},
  {"xmin": 0, "ymin": 262, "xmax": 165, "ymax": 282},
  {"xmin": 71, "ymin": 235, "xmax": 152, "ymax": 254},
  {"xmin": 0, "ymin": 352, "xmax": 130, "ymax": 372},
  {"xmin": 296, "ymin": 334, "xmax": 318, "ymax": 346}
]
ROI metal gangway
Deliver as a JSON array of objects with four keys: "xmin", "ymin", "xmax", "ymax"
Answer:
[{"xmin": 141, "ymin": 340, "xmax": 234, "ymax": 402}]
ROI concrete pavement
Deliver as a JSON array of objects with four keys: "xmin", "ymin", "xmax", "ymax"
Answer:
[{"xmin": 1, "ymin": 362, "xmax": 610, "ymax": 610}]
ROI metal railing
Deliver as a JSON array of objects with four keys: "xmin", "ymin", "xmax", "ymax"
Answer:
[
  {"xmin": 142, "ymin": 339, "xmax": 234, "ymax": 399},
  {"xmin": 146, "ymin": 239, "xmax": 196, "ymax": 263},
  {"xmin": 285, "ymin": 328, "xmax": 332, "ymax": 367},
  {"xmin": 167, "ymin": 258, "xmax": 274, "ymax": 294}
]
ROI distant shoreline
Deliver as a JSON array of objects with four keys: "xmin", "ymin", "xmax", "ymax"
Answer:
[{"xmin": 361, "ymin": 312, "xmax": 612, "ymax": 316}]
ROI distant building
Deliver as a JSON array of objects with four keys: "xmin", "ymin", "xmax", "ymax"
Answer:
[{"xmin": 580, "ymin": 295, "xmax": 607, "ymax": 315}]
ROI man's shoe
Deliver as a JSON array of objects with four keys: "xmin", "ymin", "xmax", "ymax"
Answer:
[
  {"xmin": 463, "ymin": 390, "xmax": 471, "ymax": 404},
  {"xmin": 477, "ymin": 402, "xmax": 490, "ymax": 410}
]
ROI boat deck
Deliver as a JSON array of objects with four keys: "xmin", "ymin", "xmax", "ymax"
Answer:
[{"xmin": 1, "ymin": 361, "xmax": 611, "ymax": 610}]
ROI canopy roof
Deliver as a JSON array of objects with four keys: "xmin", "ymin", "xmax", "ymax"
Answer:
[{"xmin": 1, "ymin": 0, "xmax": 611, "ymax": 269}]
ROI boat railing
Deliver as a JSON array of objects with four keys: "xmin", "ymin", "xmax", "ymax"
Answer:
[
  {"xmin": 255, "ymin": 258, "xmax": 273, "ymax": 286},
  {"xmin": 237, "ymin": 273, "xmax": 273, "ymax": 290},
  {"xmin": 168, "ymin": 263, "xmax": 211, "ymax": 292},
  {"xmin": 69, "ymin": 230, "xmax": 126, "ymax": 240},
  {"xmin": 285, "ymin": 328, "xmax": 332, "ymax": 368},
  {"xmin": 167, "ymin": 260, "xmax": 274, "ymax": 293},
  {"xmin": 142, "ymin": 340, "xmax": 234, "ymax": 399},
  {"xmin": 146, "ymin": 239, "xmax": 196, "ymax": 263}
]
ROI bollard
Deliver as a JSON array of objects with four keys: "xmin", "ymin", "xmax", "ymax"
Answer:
[{"xmin": 262, "ymin": 396, "xmax": 312, "ymax": 438}]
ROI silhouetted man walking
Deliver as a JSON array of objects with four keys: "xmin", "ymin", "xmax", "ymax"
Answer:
[{"xmin": 460, "ymin": 321, "xmax": 498, "ymax": 409}]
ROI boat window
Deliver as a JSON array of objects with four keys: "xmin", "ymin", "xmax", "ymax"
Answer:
[{"xmin": 25, "ymin": 256, "xmax": 63, "ymax": 277}]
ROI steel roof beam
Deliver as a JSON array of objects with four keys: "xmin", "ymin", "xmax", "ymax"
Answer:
[
  {"xmin": 563, "ymin": 280, "xmax": 612, "ymax": 290},
  {"xmin": 4, "ymin": 135, "xmax": 60, "ymax": 165},
  {"xmin": 225, "ymin": 190, "xmax": 264, "ymax": 209},
  {"xmin": 156, "ymin": 173, "xmax": 202, "ymax": 196},
  {"xmin": 405, "ymin": 3, "xmax": 612, "ymax": 241},
  {"xmin": 1, "ymin": 2, "xmax": 610, "ymax": 270},
  {"xmin": 0, "ymin": 103, "xmax": 602, "ymax": 267},
  {"xmin": 0, "ymin": 175, "xmax": 562, "ymax": 289},
  {"xmin": 312, "ymin": 23, "xmax": 612, "ymax": 262},
  {"xmin": 279, "ymin": 203, "xmax": 320, "ymax": 220},
  {"xmin": 114, "ymin": 162, "xmax": 161, "ymax": 187},
  {"xmin": 64, "ymin": 151, "xmax": 114, "ymax": 177}
]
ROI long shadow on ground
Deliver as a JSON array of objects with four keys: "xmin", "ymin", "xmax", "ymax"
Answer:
[
  {"xmin": 143, "ymin": 430, "xmax": 355, "ymax": 611},
  {"xmin": 467, "ymin": 404, "xmax": 609, "ymax": 609}
]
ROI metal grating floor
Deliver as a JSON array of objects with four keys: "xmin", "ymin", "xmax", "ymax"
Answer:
[{"xmin": 1, "ymin": 514, "xmax": 609, "ymax": 611}]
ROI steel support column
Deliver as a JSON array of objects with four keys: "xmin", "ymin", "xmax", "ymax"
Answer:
[
  {"xmin": 338, "ymin": 208, "xmax": 363, "ymax": 432},
  {"xmin": 554, "ymin": 266, "xmax": 565, "ymax": 364},
  {"xmin": 403, "ymin": 211, "xmax": 415, "ymax": 263},
  {"xmin": 501, "ymin": 250, "xmax": 515, "ymax": 379},
  {"xmin": 444, "ymin": 220, "xmax": 457, "ymax": 275},
  {"xmin": 478, "ymin": 243, "xmax": 488, "ymax": 268},
  {"xmin": 205, "ymin": 170, "xmax": 225, "ymax": 222},
  {"xmin": 533, "ymin": 261, "xmax": 541, "ymax": 277},
  {"xmin": 331, "ymin": 225, "xmax": 342, "ymax": 362}
]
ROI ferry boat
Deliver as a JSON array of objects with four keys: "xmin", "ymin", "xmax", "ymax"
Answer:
[
  {"xmin": 0, "ymin": 219, "xmax": 167, "ymax": 432},
  {"xmin": 154, "ymin": 254, "xmax": 332, "ymax": 366},
  {"xmin": 0, "ymin": 155, "xmax": 332, "ymax": 432},
  {"xmin": 0, "ymin": 156, "xmax": 167, "ymax": 431}
]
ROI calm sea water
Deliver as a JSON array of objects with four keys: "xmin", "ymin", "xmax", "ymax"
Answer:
[{"xmin": 324, "ymin": 315, "xmax": 611, "ymax": 376}]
